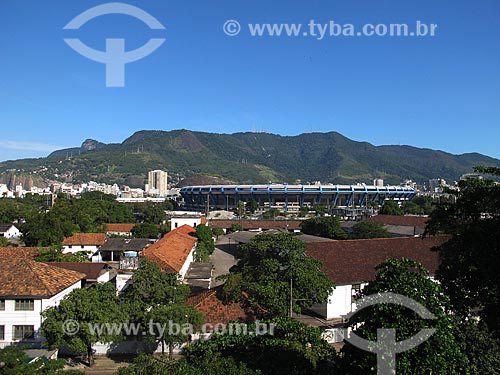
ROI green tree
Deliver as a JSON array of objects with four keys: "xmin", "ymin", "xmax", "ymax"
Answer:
[
  {"xmin": 247, "ymin": 199, "xmax": 259, "ymax": 214},
  {"xmin": 183, "ymin": 318, "xmax": 337, "ymax": 375},
  {"xmin": 300, "ymin": 216, "xmax": 348, "ymax": 239},
  {"xmin": 121, "ymin": 260, "xmax": 190, "ymax": 327},
  {"xmin": 132, "ymin": 223, "xmax": 159, "ymax": 239},
  {"xmin": 379, "ymin": 200, "xmax": 403, "ymax": 215},
  {"xmin": 41, "ymin": 282, "xmax": 126, "ymax": 367},
  {"xmin": 221, "ymin": 233, "xmax": 335, "ymax": 317},
  {"xmin": 0, "ymin": 236, "xmax": 10, "ymax": 247},
  {"xmin": 312, "ymin": 203, "xmax": 327, "ymax": 216},
  {"xmin": 211, "ymin": 227, "xmax": 224, "ymax": 240},
  {"xmin": 237, "ymin": 201, "xmax": 246, "ymax": 217},
  {"xmin": 118, "ymin": 352, "xmax": 259, "ymax": 375},
  {"xmin": 350, "ymin": 221, "xmax": 391, "ymax": 239},
  {"xmin": 193, "ymin": 225, "xmax": 214, "ymax": 262},
  {"xmin": 149, "ymin": 304, "xmax": 203, "ymax": 358},
  {"xmin": 262, "ymin": 208, "xmax": 280, "ymax": 219},
  {"xmin": 0, "ymin": 345, "xmax": 84, "ymax": 375},
  {"xmin": 427, "ymin": 166, "xmax": 500, "ymax": 338},
  {"xmin": 338, "ymin": 258, "xmax": 468, "ymax": 374},
  {"xmin": 35, "ymin": 245, "xmax": 89, "ymax": 262},
  {"xmin": 229, "ymin": 223, "xmax": 242, "ymax": 233}
]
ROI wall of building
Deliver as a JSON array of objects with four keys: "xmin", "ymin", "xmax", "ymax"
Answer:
[{"xmin": 0, "ymin": 281, "xmax": 81, "ymax": 348}]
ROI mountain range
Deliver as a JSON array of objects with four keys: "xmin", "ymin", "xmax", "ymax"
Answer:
[{"xmin": 1, "ymin": 130, "xmax": 499, "ymax": 189}]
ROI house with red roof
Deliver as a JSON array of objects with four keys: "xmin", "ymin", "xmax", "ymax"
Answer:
[
  {"xmin": 0, "ymin": 259, "xmax": 85, "ymax": 348},
  {"xmin": 62, "ymin": 233, "xmax": 107, "ymax": 261},
  {"xmin": 140, "ymin": 225, "xmax": 197, "ymax": 279},
  {"xmin": 304, "ymin": 236, "xmax": 449, "ymax": 320}
]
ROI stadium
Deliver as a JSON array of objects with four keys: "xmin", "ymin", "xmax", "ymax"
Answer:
[{"xmin": 179, "ymin": 184, "xmax": 416, "ymax": 212}]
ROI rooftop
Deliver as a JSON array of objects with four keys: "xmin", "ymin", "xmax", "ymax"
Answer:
[
  {"xmin": 209, "ymin": 219, "xmax": 301, "ymax": 231},
  {"xmin": 141, "ymin": 225, "xmax": 197, "ymax": 273},
  {"xmin": 0, "ymin": 247, "xmax": 45, "ymax": 259},
  {"xmin": 45, "ymin": 262, "xmax": 112, "ymax": 281},
  {"xmin": 0, "ymin": 223, "xmax": 17, "ymax": 232},
  {"xmin": 305, "ymin": 236, "xmax": 449, "ymax": 285},
  {"xmin": 185, "ymin": 287, "xmax": 258, "ymax": 327},
  {"xmin": 62, "ymin": 233, "xmax": 107, "ymax": 246},
  {"xmin": 0, "ymin": 258, "xmax": 85, "ymax": 297}
]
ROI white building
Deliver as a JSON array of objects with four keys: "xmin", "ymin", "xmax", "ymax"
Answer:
[
  {"xmin": 170, "ymin": 214, "xmax": 207, "ymax": 231},
  {"xmin": 61, "ymin": 233, "xmax": 107, "ymax": 261},
  {"xmin": 0, "ymin": 224, "xmax": 21, "ymax": 239},
  {"xmin": 305, "ymin": 236, "xmax": 448, "ymax": 320},
  {"xmin": 0, "ymin": 259, "xmax": 85, "ymax": 348},
  {"xmin": 147, "ymin": 170, "xmax": 168, "ymax": 197}
]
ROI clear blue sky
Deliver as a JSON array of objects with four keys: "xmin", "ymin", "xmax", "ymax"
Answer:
[{"xmin": 0, "ymin": 0, "xmax": 499, "ymax": 162}]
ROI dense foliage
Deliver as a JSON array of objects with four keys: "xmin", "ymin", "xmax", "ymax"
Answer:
[
  {"xmin": 2, "ymin": 130, "xmax": 498, "ymax": 187},
  {"xmin": 0, "ymin": 346, "xmax": 83, "ymax": 375},
  {"xmin": 350, "ymin": 221, "xmax": 391, "ymax": 239},
  {"xmin": 119, "ymin": 318, "xmax": 336, "ymax": 375},
  {"xmin": 41, "ymin": 282, "xmax": 126, "ymax": 366},
  {"xmin": 300, "ymin": 216, "xmax": 348, "ymax": 239},
  {"xmin": 221, "ymin": 233, "xmax": 335, "ymax": 316},
  {"xmin": 427, "ymin": 166, "xmax": 500, "ymax": 339},
  {"xmin": 339, "ymin": 258, "xmax": 468, "ymax": 374}
]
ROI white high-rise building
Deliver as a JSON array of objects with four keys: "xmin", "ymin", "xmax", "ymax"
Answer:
[{"xmin": 147, "ymin": 170, "xmax": 168, "ymax": 196}]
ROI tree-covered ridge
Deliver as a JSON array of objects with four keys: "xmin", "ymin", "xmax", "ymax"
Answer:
[{"xmin": 1, "ymin": 130, "xmax": 499, "ymax": 188}]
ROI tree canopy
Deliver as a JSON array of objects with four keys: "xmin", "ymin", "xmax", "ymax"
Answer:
[
  {"xmin": 379, "ymin": 199, "xmax": 403, "ymax": 215},
  {"xmin": 221, "ymin": 233, "xmax": 335, "ymax": 317},
  {"xmin": 427, "ymin": 167, "xmax": 500, "ymax": 338},
  {"xmin": 41, "ymin": 282, "xmax": 126, "ymax": 366},
  {"xmin": 339, "ymin": 258, "xmax": 468, "ymax": 374},
  {"xmin": 300, "ymin": 216, "xmax": 348, "ymax": 239},
  {"xmin": 350, "ymin": 221, "xmax": 391, "ymax": 239}
]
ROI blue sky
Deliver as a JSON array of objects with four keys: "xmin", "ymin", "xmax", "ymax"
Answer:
[{"xmin": 0, "ymin": 0, "xmax": 499, "ymax": 162}]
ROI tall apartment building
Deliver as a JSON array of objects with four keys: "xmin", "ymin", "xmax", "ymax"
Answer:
[{"xmin": 147, "ymin": 170, "xmax": 168, "ymax": 196}]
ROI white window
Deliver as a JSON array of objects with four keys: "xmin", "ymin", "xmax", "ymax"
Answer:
[{"xmin": 13, "ymin": 325, "xmax": 34, "ymax": 340}]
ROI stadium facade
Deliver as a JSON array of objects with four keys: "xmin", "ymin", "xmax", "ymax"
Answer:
[{"xmin": 179, "ymin": 184, "xmax": 416, "ymax": 212}]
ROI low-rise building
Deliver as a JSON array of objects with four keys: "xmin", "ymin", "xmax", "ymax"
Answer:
[
  {"xmin": 61, "ymin": 233, "xmax": 107, "ymax": 261},
  {"xmin": 305, "ymin": 236, "xmax": 449, "ymax": 320},
  {"xmin": 0, "ymin": 224, "xmax": 21, "ymax": 239},
  {"xmin": 141, "ymin": 225, "xmax": 197, "ymax": 279},
  {"xmin": 0, "ymin": 259, "xmax": 85, "ymax": 348}
]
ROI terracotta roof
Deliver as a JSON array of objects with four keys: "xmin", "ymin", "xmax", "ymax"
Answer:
[
  {"xmin": 305, "ymin": 236, "xmax": 449, "ymax": 285},
  {"xmin": 105, "ymin": 223, "xmax": 136, "ymax": 233},
  {"xmin": 141, "ymin": 226, "xmax": 197, "ymax": 273},
  {"xmin": 45, "ymin": 262, "xmax": 111, "ymax": 281},
  {"xmin": 200, "ymin": 218, "xmax": 208, "ymax": 225},
  {"xmin": 209, "ymin": 220, "xmax": 301, "ymax": 231},
  {"xmin": 365, "ymin": 215, "xmax": 429, "ymax": 229},
  {"xmin": 0, "ymin": 258, "xmax": 85, "ymax": 297},
  {"xmin": 0, "ymin": 247, "xmax": 45, "ymax": 259},
  {"xmin": 62, "ymin": 233, "xmax": 107, "ymax": 246},
  {"xmin": 165, "ymin": 224, "xmax": 196, "ymax": 237},
  {"xmin": 185, "ymin": 287, "xmax": 258, "ymax": 327}
]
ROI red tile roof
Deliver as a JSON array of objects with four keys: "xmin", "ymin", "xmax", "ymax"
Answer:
[
  {"xmin": 365, "ymin": 215, "xmax": 429, "ymax": 229},
  {"xmin": 0, "ymin": 258, "xmax": 85, "ymax": 297},
  {"xmin": 45, "ymin": 262, "xmax": 110, "ymax": 281},
  {"xmin": 0, "ymin": 247, "xmax": 46, "ymax": 259},
  {"xmin": 209, "ymin": 220, "xmax": 301, "ymax": 231},
  {"xmin": 62, "ymin": 233, "xmax": 107, "ymax": 246},
  {"xmin": 105, "ymin": 223, "xmax": 136, "ymax": 233},
  {"xmin": 185, "ymin": 287, "xmax": 258, "ymax": 327},
  {"xmin": 141, "ymin": 226, "xmax": 197, "ymax": 273},
  {"xmin": 305, "ymin": 236, "xmax": 449, "ymax": 285}
]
